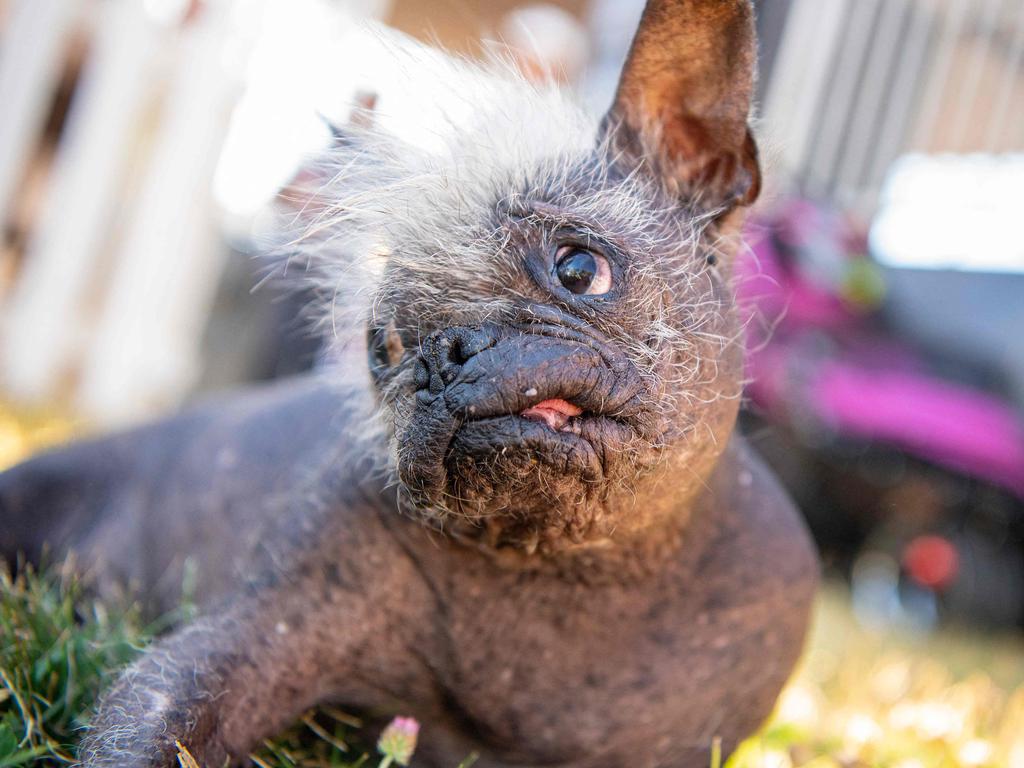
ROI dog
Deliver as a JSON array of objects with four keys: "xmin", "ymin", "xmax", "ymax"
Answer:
[{"xmin": 0, "ymin": 2, "xmax": 817, "ymax": 766}]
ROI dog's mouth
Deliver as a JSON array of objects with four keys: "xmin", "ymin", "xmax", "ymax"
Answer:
[
  {"xmin": 519, "ymin": 397, "xmax": 584, "ymax": 432},
  {"xmin": 394, "ymin": 321, "xmax": 652, "ymax": 515}
]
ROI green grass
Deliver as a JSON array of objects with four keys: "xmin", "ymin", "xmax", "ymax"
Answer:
[
  {"xmin": 0, "ymin": 563, "xmax": 144, "ymax": 766},
  {"xmin": 0, "ymin": 564, "xmax": 434, "ymax": 768}
]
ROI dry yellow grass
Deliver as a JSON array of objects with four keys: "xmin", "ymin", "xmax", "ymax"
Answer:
[
  {"xmin": 732, "ymin": 591, "xmax": 1024, "ymax": 768},
  {"xmin": 0, "ymin": 401, "xmax": 78, "ymax": 470}
]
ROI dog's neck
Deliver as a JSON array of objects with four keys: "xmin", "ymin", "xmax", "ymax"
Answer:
[{"xmin": 414, "ymin": 440, "xmax": 735, "ymax": 584}]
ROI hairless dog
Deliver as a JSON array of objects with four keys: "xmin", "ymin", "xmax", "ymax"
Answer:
[{"xmin": 0, "ymin": 2, "xmax": 817, "ymax": 766}]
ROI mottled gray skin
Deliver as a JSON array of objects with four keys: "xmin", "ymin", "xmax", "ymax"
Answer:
[
  {"xmin": 0, "ymin": 2, "xmax": 819, "ymax": 765},
  {"xmin": 1, "ymin": 376, "xmax": 815, "ymax": 768}
]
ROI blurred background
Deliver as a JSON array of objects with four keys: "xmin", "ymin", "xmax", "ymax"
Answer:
[{"xmin": 0, "ymin": 0, "xmax": 1022, "ymax": 764}]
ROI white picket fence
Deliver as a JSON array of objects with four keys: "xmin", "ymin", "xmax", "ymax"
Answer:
[
  {"xmin": 0, "ymin": 0, "xmax": 1020, "ymax": 425},
  {"xmin": 0, "ymin": 0, "xmax": 390, "ymax": 425},
  {"xmin": 761, "ymin": 0, "xmax": 1024, "ymax": 214}
]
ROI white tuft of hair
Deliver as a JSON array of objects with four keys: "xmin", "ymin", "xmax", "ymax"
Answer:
[{"xmin": 273, "ymin": 26, "xmax": 604, "ymax": 355}]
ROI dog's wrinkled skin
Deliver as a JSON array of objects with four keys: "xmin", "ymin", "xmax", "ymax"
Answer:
[{"xmin": 0, "ymin": 2, "xmax": 818, "ymax": 767}]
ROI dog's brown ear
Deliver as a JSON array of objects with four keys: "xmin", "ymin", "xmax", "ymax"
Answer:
[{"xmin": 605, "ymin": 0, "xmax": 760, "ymax": 211}]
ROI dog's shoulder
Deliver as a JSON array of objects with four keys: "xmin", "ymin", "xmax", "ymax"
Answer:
[{"xmin": 0, "ymin": 375, "xmax": 374, "ymax": 607}]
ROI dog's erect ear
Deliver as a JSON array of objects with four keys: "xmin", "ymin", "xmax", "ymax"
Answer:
[{"xmin": 604, "ymin": 0, "xmax": 761, "ymax": 211}]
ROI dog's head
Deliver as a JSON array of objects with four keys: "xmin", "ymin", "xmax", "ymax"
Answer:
[{"xmin": 316, "ymin": 1, "xmax": 760, "ymax": 552}]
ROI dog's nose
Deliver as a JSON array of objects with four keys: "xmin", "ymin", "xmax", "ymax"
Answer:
[{"xmin": 415, "ymin": 326, "xmax": 496, "ymax": 395}]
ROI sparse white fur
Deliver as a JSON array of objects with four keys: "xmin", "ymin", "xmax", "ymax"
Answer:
[{"xmin": 268, "ymin": 31, "xmax": 743, "ymax": 524}]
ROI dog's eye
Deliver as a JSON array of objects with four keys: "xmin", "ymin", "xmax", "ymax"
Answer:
[
  {"xmin": 367, "ymin": 321, "xmax": 405, "ymax": 382},
  {"xmin": 555, "ymin": 246, "xmax": 612, "ymax": 295}
]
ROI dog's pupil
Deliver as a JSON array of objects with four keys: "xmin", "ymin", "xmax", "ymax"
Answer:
[{"xmin": 556, "ymin": 249, "xmax": 596, "ymax": 294}]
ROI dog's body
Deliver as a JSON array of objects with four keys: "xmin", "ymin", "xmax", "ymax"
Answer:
[
  {"xmin": 1, "ymin": 2, "xmax": 818, "ymax": 766},
  {"xmin": 4, "ymin": 377, "xmax": 814, "ymax": 767}
]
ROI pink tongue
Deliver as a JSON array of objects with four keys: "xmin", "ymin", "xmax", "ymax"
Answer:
[{"xmin": 520, "ymin": 398, "xmax": 583, "ymax": 431}]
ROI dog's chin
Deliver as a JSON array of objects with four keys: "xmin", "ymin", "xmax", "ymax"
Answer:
[
  {"xmin": 396, "ymin": 411, "xmax": 633, "ymax": 541},
  {"xmin": 448, "ymin": 416, "xmax": 598, "ymax": 512}
]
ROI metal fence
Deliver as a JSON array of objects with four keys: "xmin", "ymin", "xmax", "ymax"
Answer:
[{"xmin": 761, "ymin": 0, "xmax": 1023, "ymax": 214}]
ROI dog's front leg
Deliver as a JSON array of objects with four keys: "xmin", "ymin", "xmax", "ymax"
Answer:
[
  {"xmin": 77, "ymin": 599, "xmax": 329, "ymax": 767},
  {"xmin": 78, "ymin": 528, "xmax": 427, "ymax": 768}
]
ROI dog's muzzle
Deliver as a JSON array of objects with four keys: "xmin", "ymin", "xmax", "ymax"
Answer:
[{"xmin": 396, "ymin": 321, "xmax": 648, "ymax": 510}]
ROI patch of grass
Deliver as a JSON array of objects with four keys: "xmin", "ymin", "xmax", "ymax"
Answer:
[
  {"xmin": 730, "ymin": 591, "xmax": 1024, "ymax": 768},
  {"xmin": 0, "ymin": 563, "xmax": 145, "ymax": 766},
  {"xmin": 248, "ymin": 708, "xmax": 374, "ymax": 768}
]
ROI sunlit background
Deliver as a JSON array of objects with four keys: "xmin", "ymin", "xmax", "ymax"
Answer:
[{"xmin": 0, "ymin": 0, "xmax": 1023, "ymax": 765}]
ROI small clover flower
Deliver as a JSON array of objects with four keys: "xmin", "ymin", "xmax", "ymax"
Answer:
[{"xmin": 377, "ymin": 716, "xmax": 420, "ymax": 767}]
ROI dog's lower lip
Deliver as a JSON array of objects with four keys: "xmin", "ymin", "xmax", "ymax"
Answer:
[{"xmin": 448, "ymin": 414, "xmax": 605, "ymax": 482}]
